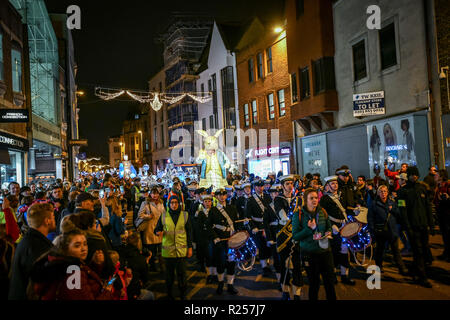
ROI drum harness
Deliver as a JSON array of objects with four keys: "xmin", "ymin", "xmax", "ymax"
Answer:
[
  {"xmin": 214, "ymin": 204, "xmax": 235, "ymax": 234},
  {"xmin": 324, "ymin": 192, "xmax": 372, "ymax": 266},
  {"xmin": 251, "ymin": 194, "xmax": 266, "ymax": 232}
]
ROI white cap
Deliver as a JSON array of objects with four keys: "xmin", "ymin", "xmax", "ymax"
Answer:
[{"xmin": 324, "ymin": 175, "xmax": 338, "ymax": 185}]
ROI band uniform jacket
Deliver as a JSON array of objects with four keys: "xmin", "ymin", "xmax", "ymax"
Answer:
[
  {"xmin": 246, "ymin": 193, "xmax": 271, "ymax": 231},
  {"xmin": 263, "ymin": 199, "xmax": 279, "ymax": 242},
  {"xmin": 207, "ymin": 203, "xmax": 238, "ymax": 241},
  {"xmin": 195, "ymin": 206, "xmax": 213, "ymax": 242},
  {"xmin": 319, "ymin": 193, "xmax": 349, "ymax": 227},
  {"xmin": 235, "ymin": 195, "xmax": 249, "ymax": 222},
  {"xmin": 274, "ymin": 194, "xmax": 300, "ymax": 255}
]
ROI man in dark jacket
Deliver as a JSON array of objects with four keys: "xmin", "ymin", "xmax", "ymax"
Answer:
[
  {"xmin": 397, "ymin": 166, "xmax": 434, "ymax": 288},
  {"xmin": 87, "ymin": 177, "xmax": 101, "ymax": 191},
  {"xmin": 8, "ymin": 203, "xmax": 55, "ymax": 300}
]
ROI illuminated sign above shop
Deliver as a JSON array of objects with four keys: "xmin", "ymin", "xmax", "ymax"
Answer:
[{"xmin": 246, "ymin": 146, "xmax": 291, "ymax": 159}]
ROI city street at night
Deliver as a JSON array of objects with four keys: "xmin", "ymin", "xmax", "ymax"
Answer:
[{"xmin": 1, "ymin": 0, "xmax": 449, "ymax": 310}]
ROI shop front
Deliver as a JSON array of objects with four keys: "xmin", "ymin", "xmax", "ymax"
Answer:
[
  {"xmin": 296, "ymin": 111, "xmax": 431, "ymax": 179},
  {"xmin": 246, "ymin": 143, "xmax": 292, "ymax": 178},
  {"xmin": 0, "ymin": 131, "xmax": 28, "ymax": 189}
]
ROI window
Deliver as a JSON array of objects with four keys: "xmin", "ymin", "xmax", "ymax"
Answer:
[
  {"xmin": 159, "ymin": 81, "xmax": 162, "ymax": 92},
  {"xmin": 200, "ymin": 83, "xmax": 205, "ymax": 97},
  {"xmin": 202, "ymin": 118, "xmax": 206, "ymax": 131},
  {"xmin": 160, "ymin": 124, "xmax": 164, "ymax": 147},
  {"xmin": 251, "ymin": 100, "xmax": 257, "ymax": 124},
  {"xmin": 145, "ymin": 139, "xmax": 149, "ymax": 151},
  {"xmin": 211, "ymin": 74, "xmax": 217, "ymax": 107},
  {"xmin": 300, "ymin": 67, "xmax": 310, "ymax": 100},
  {"xmin": 154, "ymin": 127, "xmax": 157, "ymax": 149},
  {"xmin": 352, "ymin": 40, "xmax": 367, "ymax": 81},
  {"xmin": 291, "ymin": 73, "xmax": 298, "ymax": 103},
  {"xmin": 0, "ymin": 34, "xmax": 3, "ymax": 80},
  {"xmin": 221, "ymin": 66, "xmax": 236, "ymax": 127},
  {"xmin": 11, "ymin": 49, "xmax": 22, "ymax": 92},
  {"xmin": 248, "ymin": 58, "xmax": 255, "ymax": 82},
  {"xmin": 244, "ymin": 103, "xmax": 250, "ymax": 127},
  {"xmin": 266, "ymin": 47, "xmax": 273, "ymax": 73},
  {"xmin": 312, "ymin": 57, "xmax": 335, "ymax": 94},
  {"xmin": 209, "ymin": 115, "xmax": 214, "ymax": 129},
  {"xmin": 267, "ymin": 93, "xmax": 275, "ymax": 120},
  {"xmin": 296, "ymin": 0, "xmax": 304, "ymax": 18},
  {"xmin": 379, "ymin": 23, "xmax": 397, "ymax": 70},
  {"xmin": 257, "ymin": 52, "xmax": 264, "ymax": 79},
  {"xmin": 113, "ymin": 147, "xmax": 120, "ymax": 153},
  {"xmin": 278, "ymin": 89, "xmax": 286, "ymax": 117},
  {"xmin": 136, "ymin": 150, "xmax": 139, "ymax": 159}
]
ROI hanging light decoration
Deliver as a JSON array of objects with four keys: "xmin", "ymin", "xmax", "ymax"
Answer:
[
  {"xmin": 160, "ymin": 93, "xmax": 187, "ymax": 105},
  {"xmin": 187, "ymin": 93, "xmax": 212, "ymax": 103},
  {"xmin": 94, "ymin": 86, "xmax": 213, "ymax": 110},
  {"xmin": 150, "ymin": 93, "xmax": 163, "ymax": 111}
]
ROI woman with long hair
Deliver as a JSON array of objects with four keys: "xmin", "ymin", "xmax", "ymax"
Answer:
[{"xmin": 137, "ymin": 186, "xmax": 164, "ymax": 271}]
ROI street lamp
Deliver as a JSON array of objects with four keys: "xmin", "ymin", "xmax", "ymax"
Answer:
[{"xmin": 138, "ymin": 131, "xmax": 143, "ymax": 165}]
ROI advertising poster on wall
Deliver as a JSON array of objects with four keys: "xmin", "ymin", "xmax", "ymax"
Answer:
[
  {"xmin": 366, "ymin": 115, "xmax": 417, "ymax": 178},
  {"xmin": 301, "ymin": 134, "xmax": 328, "ymax": 179}
]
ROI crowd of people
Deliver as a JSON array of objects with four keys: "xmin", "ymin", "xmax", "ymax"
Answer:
[{"xmin": 0, "ymin": 162, "xmax": 448, "ymax": 300}]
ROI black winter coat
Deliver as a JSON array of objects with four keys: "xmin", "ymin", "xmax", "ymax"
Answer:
[
  {"xmin": 8, "ymin": 229, "xmax": 53, "ymax": 300},
  {"xmin": 119, "ymin": 244, "xmax": 150, "ymax": 300},
  {"xmin": 368, "ymin": 197, "xmax": 400, "ymax": 238},
  {"xmin": 397, "ymin": 181, "xmax": 434, "ymax": 231}
]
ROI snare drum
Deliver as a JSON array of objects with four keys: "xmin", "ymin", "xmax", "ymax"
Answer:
[
  {"xmin": 340, "ymin": 217, "xmax": 371, "ymax": 252},
  {"xmin": 227, "ymin": 231, "xmax": 257, "ymax": 271}
]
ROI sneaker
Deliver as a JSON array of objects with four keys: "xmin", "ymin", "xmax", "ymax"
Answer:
[
  {"xmin": 341, "ymin": 275, "xmax": 356, "ymax": 286},
  {"xmin": 227, "ymin": 284, "xmax": 238, "ymax": 295},
  {"xmin": 216, "ymin": 281, "xmax": 224, "ymax": 295}
]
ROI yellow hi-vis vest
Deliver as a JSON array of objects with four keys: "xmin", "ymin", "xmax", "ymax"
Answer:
[{"xmin": 161, "ymin": 210, "xmax": 188, "ymax": 258}]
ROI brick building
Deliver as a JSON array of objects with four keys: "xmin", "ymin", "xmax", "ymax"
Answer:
[
  {"xmin": 235, "ymin": 16, "xmax": 295, "ymax": 177},
  {"xmin": 0, "ymin": 1, "xmax": 31, "ymax": 188},
  {"xmin": 285, "ymin": 0, "xmax": 338, "ymax": 178}
]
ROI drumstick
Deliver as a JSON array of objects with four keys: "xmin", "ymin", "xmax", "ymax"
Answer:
[{"xmin": 234, "ymin": 218, "xmax": 251, "ymax": 223}]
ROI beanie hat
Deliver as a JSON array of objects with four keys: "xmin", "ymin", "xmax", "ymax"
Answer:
[{"xmin": 406, "ymin": 166, "xmax": 420, "ymax": 177}]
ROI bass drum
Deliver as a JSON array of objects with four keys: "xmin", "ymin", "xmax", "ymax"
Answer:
[{"xmin": 228, "ymin": 231, "xmax": 257, "ymax": 272}]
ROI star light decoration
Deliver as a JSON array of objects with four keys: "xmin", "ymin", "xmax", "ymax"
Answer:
[{"xmin": 95, "ymin": 87, "xmax": 212, "ymax": 111}]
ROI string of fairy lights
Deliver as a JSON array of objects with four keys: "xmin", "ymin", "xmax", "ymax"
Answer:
[{"xmin": 95, "ymin": 87, "xmax": 212, "ymax": 111}]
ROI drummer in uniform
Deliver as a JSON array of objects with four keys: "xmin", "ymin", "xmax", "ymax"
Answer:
[
  {"xmin": 190, "ymin": 187, "xmax": 206, "ymax": 270},
  {"xmin": 185, "ymin": 183, "xmax": 198, "ymax": 216},
  {"xmin": 246, "ymin": 179, "xmax": 273, "ymax": 277},
  {"xmin": 319, "ymin": 176, "xmax": 356, "ymax": 285},
  {"xmin": 236, "ymin": 182, "xmax": 252, "ymax": 229},
  {"xmin": 230, "ymin": 182, "xmax": 242, "ymax": 207},
  {"xmin": 208, "ymin": 188, "xmax": 239, "ymax": 295},
  {"xmin": 195, "ymin": 194, "xmax": 217, "ymax": 283},
  {"xmin": 274, "ymin": 175, "xmax": 303, "ymax": 300},
  {"xmin": 263, "ymin": 184, "xmax": 282, "ymax": 286},
  {"xmin": 225, "ymin": 185, "xmax": 234, "ymax": 206}
]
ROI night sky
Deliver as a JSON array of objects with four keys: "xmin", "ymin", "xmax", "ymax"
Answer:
[{"xmin": 44, "ymin": 0, "xmax": 283, "ymax": 161}]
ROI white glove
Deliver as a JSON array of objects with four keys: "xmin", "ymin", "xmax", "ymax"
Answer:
[
  {"xmin": 252, "ymin": 228, "xmax": 259, "ymax": 235},
  {"xmin": 332, "ymin": 224, "xmax": 340, "ymax": 235},
  {"xmin": 267, "ymin": 240, "xmax": 275, "ymax": 247},
  {"xmin": 244, "ymin": 220, "xmax": 249, "ymax": 225},
  {"xmin": 214, "ymin": 238, "xmax": 221, "ymax": 244}
]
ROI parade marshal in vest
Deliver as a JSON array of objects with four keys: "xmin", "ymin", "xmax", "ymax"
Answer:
[
  {"xmin": 154, "ymin": 195, "xmax": 193, "ymax": 300},
  {"xmin": 196, "ymin": 129, "xmax": 231, "ymax": 191}
]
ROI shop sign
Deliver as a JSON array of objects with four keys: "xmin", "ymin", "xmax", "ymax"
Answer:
[
  {"xmin": 247, "ymin": 146, "xmax": 291, "ymax": 159},
  {"xmin": 0, "ymin": 109, "xmax": 29, "ymax": 123},
  {"xmin": 353, "ymin": 91, "xmax": 385, "ymax": 117},
  {"xmin": 0, "ymin": 131, "xmax": 29, "ymax": 151},
  {"xmin": 301, "ymin": 134, "xmax": 328, "ymax": 179}
]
